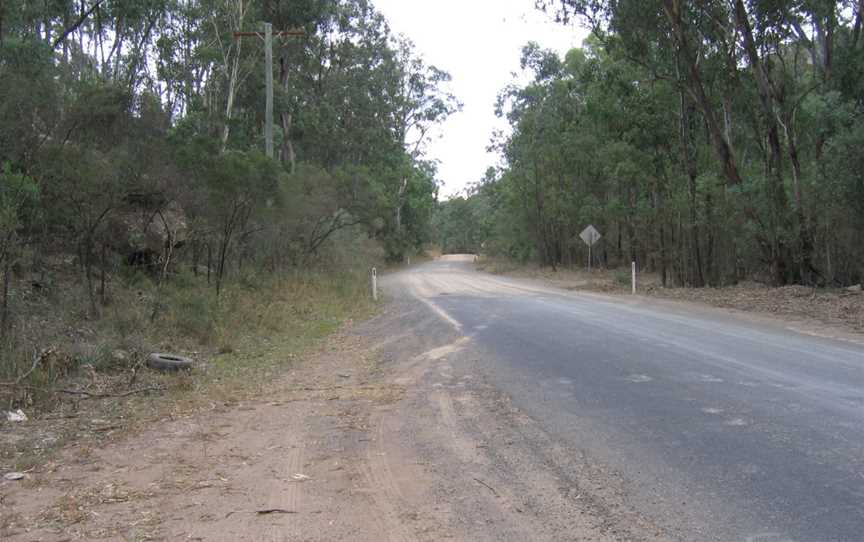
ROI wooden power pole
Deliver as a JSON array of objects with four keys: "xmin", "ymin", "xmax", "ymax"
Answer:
[
  {"xmin": 233, "ymin": 25, "xmax": 305, "ymax": 159},
  {"xmin": 264, "ymin": 23, "xmax": 274, "ymax": 158}
]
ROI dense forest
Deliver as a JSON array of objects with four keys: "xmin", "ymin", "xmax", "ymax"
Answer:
[
  {"xmin": 0, "ymin": 0, "xmax": 457, "ymax": 382},
  {"xmin": 437, "ymin": 0, "xmax": 864, "ymax": 287}
]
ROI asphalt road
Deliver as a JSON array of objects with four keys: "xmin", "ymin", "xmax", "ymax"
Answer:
[{"xmin": 389, "ymin": 255, "xmax": 864, "ymax": 542}]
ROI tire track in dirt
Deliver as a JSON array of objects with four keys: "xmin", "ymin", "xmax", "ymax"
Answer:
[
  {"xmin": 432, "ymin": 390, "xmax": 487, "ymax": 467},
  {"xmin": 359, "ymin": 410, "xmax": 416, "ymax": 542},
  {"xmin": 266, "ymin": 437, "xmax": 305, "ymax": 539}
]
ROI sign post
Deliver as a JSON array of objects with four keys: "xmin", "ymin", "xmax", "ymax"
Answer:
[{"xmin": 579, "ymin": 225, "xmax": 602, "ymax": 270}]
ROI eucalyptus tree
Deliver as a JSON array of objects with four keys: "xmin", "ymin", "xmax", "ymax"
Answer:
[
  {"xmin": 0, "ymin": 0, "xmax": 453, "ymax": 301},
  {"xmin": 513, "ymin": 0, "xmax": 864, "ymax": 285}
]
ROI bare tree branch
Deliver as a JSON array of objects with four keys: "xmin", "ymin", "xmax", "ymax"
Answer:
[{"xmin": 52, "ymin": 0, "xmax": 106, "ymax": 50}]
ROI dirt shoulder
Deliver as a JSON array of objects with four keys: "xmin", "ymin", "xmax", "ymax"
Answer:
[
  {"xmin": 1, "ymin": 322, "xmax": 401, "ymax": 541},
  {"xmin": 477, "ymin": 258, "xmax": 864, "ymax": 342}
]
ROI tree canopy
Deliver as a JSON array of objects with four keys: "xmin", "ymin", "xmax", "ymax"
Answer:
[
  {"xmin": 0, "ymin": 0, "xmax": 458, "ymax": 313},
  {"xmin": 447, "ymin": 0, "xmax": 864, "ymax": 287}
]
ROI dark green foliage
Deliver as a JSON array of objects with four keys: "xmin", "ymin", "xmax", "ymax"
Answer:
[
  {"xmin": 0, "ymin": 0, "xmax": 452, "ymax": 378},
  {"xmin": 478, "ymin": 2, "xmax": 864, "ymax": 287}
]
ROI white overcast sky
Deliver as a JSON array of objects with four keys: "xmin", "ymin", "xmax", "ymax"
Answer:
[{"xmin": 373, "ymin": 0, "xmax": 589, "ymax": 198}]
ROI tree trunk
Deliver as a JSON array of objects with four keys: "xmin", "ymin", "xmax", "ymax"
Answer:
[
  {"xmin": 220, "ymin": 47, "xmax": 241, "ymax": 151},
  {"xmin": 84, "ymin": 237, "xmax": 98, "ymax": 318},
  {"xmin": 100, "ymin": 242, "xmax": 107, "ymax": 305},
  {"xmin": 627, "ymin": 187, "xmax": 636, "ymax": 264},
  {"xmin": 395, "ymin": 175, "xmax": 410, "ymax": 263},
  {"xmin": 853, "ymin": 0, "xmax": 864, "ymax": 50},
  {"xmin": 216, "ymin": 238, "xmax": 227, "ymax": 296},
  {"xmin": 192, "ymin": 240, "xmax": 199, "ymax": 277},
  {"xmin": 663, "ymin": 0, "xmax": 743, "ymax": 187},
  {"xmin": 280, "ymin": 112, "xmax": 296, "ymax": 173},
  {"xmin": 216, "ymin": 208, "xmax": 239, "ymax": 297},
  {"xmin": 824, "ymin": 224, "xmax": 833, "ymax": 284},
  {"xmin": 814, "ymin": 7, "xmax": 836, "ymax": 81},
  {"xmin": 1, "ymin": 255, "xmax": 10, "ymax": 343},
  {"xmin": 733, "ymin": 0, "xmax": 794, "ymax": 284},
  {"xmin": 279, "ymin": 56, "xmax": 297, "ymax": 172},
  {"xmin": 216, "ymin": 233, "xmax": 229, "ymax": 297},
  {"xmin": 705, "ymin": 191, "xmax": 716, "ymax": 285},
  {"xmin": 678, "ymin": 84, "xmax": 705, "ymax": 287},
  {"xmin": 653, "ymin": 180, "xmax": 668, "ymax": 288},
  {"xmin": 780, "ymin": 110, "xmax": 817, "ymax": 283}
]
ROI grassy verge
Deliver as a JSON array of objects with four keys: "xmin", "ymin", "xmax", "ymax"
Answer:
[
  {"xmin": 174, "ymin": 270, "xmax": 378, "ymax": 402},
  {"xmin": 0, "ymin": 267, "xmax": 378, "ymax": 472}
]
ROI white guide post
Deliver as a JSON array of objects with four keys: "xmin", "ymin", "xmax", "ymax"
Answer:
[
  {"xmin": 631, "ymin": 261, "xmax": 636, "ymax": 295},
  {"xmin": 372, "ymin": 267, "xmax": 378, "ymax": 301}
]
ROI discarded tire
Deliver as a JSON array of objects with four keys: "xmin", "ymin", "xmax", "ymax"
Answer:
[{"xmin": 147, "ymin": 353, "xmax": 193, "ymax": 371}]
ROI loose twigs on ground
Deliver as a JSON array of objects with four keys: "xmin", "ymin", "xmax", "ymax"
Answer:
[
  {"xmin": 56, "ymin": 386, "xmax": 164, "ymax": 399},
  {"xmin": 0, "ymin": 383, "xmax": 164, "ymax": 399}
]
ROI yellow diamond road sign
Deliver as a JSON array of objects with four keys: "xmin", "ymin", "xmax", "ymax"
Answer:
[{"xmin": 580, "ymin": 225, "xmax": 601, "ymax": 247}]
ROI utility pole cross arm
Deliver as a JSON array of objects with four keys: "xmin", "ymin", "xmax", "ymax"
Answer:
[{"xmin": 232, "ymin": 30, "xmax": 306, "ymax": 39}]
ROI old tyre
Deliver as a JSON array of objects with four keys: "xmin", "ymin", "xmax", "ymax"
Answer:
[{"xmin": 147, "ymin": 353, "xmax": 193, "ymax": 371}]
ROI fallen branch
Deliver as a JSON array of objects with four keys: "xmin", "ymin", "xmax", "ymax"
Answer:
[
  {"xmin": 256, "ymin": 509, "xmax": 297, "ymax": 515},
  {"xmin": 285, "ymin": 385, "xmax": 398, "ymax": 393},
  {"xmin": 0, "ymin": 382, "xmax": 164, "ymax": 399},
  {"xmin": 42, "ymin": 414, "xmax": 79, "ymax": 420},
  {"xmin": 15, "ymin": 348, "xmax": 49, "ymax": 384},
  {"xmin": 91, "ymin": 424, "xmax": 123, "ymax": 432},
  {"xmin": 56, "ymin": 386, "xmax": 164, "ymax": 399},
  {"xmin": 473, "ymin": 477, "xmax": 500, "ymax": 497}
]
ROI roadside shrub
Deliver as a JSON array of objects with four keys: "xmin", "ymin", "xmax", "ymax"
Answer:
[{"xmin": 158, "ymin": 283, "xmax": 221, "ymax": 345}]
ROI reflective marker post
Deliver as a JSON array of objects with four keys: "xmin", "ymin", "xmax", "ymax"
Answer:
[
  {"xmin": 631, "ymin": 261, "xmax": 636, "ymax": 295},
  {"xmin": 372, "ymin": 267, "xmax": 378, "ymax": 301}
]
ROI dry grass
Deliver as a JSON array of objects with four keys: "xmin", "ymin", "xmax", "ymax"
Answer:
[
  {"xmin": 476, "ymin": 255, "xmax": 659, "ymax": 293},
  {"xmin": 423, "ymin": 246, "xmax": 443, "ymax": 260},
  {"xmin": 650, "ymin": 283, "xmax": 864, "ymax": 332},
  {"xmin": 0, "ymin": 265, "xmax": 379, "ymax": 475}
]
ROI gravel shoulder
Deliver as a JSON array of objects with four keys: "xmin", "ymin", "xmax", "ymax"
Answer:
[{"xmin": 477, "ymin": 258, "xmax": 864, "ymax": 344}]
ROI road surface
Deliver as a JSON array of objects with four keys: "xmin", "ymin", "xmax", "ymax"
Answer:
[{"xmin": 383, "ymin": 255, "xmax": 864, "ymax": 542}]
